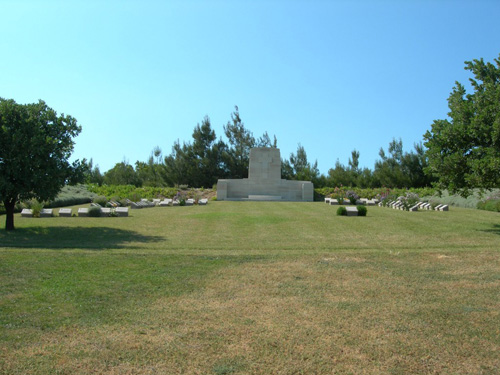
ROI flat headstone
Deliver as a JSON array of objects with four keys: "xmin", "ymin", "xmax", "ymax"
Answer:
[
  {"xmin": 409, "ymin": 205, "xmax": 419, "ymax": 211},
  {"xmin": 198, "ymin": 198, "xmax": 208, "ymax": 205},
  {"xmin": 439, "ymin": 205, "xmax": 449, "ymax": 211},
  {"xmin": 185, "ymin": 198, "xmax": 195, "ymax": 206},
  {"xmin": 58, "ymin": 208, "xmax": 72, "ymax": 217},
  {"xmin": 325, "ymin": 198, "xmax": 331, "ymax": 204},
  {"xmin": 21, "ymin": 209, "xmax": 33, "ymax": 218},
  {"xmin": 116, "ymin": 207, "xmax": 129, "ymax": 217},
  {"xmin": 346, "ymin": 206, "xmax": 358, "ymax": 216},
  {"xmin": 159, "ymin": 199, "xmax": 172, "ymax": 206},
  {"xmin": 78, "ymin": 208, "xmax": 89, "ymax": 217},
  {"xmin": 101, "ymin": 208, "xmax": 111, "ymax": 216},
  {"xmin": 40, "ymin": 209, "xmax": 53, "ymax": 217},
  {"xmin": 434, "ymin": 204, "xmax": 444, "ymax": 211},
  {"xmin": 172, "ymin": 200, "xmax": 179, "ymax": 206},
  {"xmin": 329, "ymin": 199, "xmax": 339, "ymax": 205}
]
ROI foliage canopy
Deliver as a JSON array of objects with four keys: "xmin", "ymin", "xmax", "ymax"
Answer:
[
  {"xmin": 0, "ymin": 98, "xmax": 82, "ymax": 230},
  {"xmin": 424, "ymin": 54, "xmax": 500, "ymax": 196}
]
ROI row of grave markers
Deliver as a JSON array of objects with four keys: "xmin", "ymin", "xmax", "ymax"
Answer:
[
  {"xmin": 21, "ymin": 207, "xmax": 130, "ymax": 217},
  {"xmin": 324, "ymin": 198, "xmax": 379, "ymax": 205},
  {"xmin": 129, "ymin": 198, "xmax": 209, "ymax": 208},
  {"xmin": 380, "ymin": 200, "xmax": 449, "ymax": 211},
  {"xmin": 20, "ymin": 198, "xmax": 210, "ymax": 218}
]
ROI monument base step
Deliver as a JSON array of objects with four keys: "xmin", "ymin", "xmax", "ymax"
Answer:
[{"xmin": 248, "ymin": 195, "xmax": 282, "ymax": 201}]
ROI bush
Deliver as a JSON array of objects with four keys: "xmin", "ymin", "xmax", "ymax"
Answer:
[
  {"xmin": 45, "ymin": 197, "xmax": 92, "ymax": 208},
  {"xmin": 346, "ymin": 190, "xmax": 359, "ymax": 205},
  {"xmin": 336, "ymin": 206, "xmax": 347, "ymax": 216},
  {"xmin": 477, "ymin": 199, "xmax": 500, "ymax": 212},
  {"xmin": 93, "ymin": 196, "xmax": 108, "ymax": 207},
  {"xmin": 30, "ymin": 200, "xmax": 44, "ymax": 218},
  {"xmin": 88, "ymin": 206, "xmax": 102, "ymax": 217},
  {"xmin": 357, "ymin": 205, "xmax": 367, "ymax": 216}
]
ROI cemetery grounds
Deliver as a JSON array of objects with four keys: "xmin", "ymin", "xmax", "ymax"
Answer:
[{"xmin": 0, "ymin": 202, "xmax": 499, "ymax": 374}]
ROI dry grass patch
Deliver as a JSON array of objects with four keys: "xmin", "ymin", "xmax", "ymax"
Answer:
[{"xmin": 3, "ymin": 252, "xmax": 498, "ymax": 374}]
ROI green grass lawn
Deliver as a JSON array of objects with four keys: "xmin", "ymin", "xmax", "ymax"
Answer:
[{"xmin": 1, "ymin": 202, "xmax": 499, "ymax": 374}]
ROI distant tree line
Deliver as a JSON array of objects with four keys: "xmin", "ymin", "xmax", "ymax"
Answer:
[
  {"xmin": 82, "ymin": 54, "xmax": 500, "ymax": 194},
  {"xmin": 83, "ymin": 106, "xmax": 435, "ymax": 189}
]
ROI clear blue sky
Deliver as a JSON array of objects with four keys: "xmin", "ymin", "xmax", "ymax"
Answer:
[{"xmin": 1, "ymin": 0, "xmax": 499, "ymax": 175}]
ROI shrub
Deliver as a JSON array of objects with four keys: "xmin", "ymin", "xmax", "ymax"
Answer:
[
  {"xmin": 88, "ymin": 206, "xmax": 102, "ymax": 217},
  {"xmin": 477, "ymin": 199, "xmax": 500, "ymax": 212},
  {"xmin": 336, "ymin": 206, "xmax": 347, "ymax": 216},
  {"xmin": 30, "ymin": 200, "xmax": 44, "ymax": 218},
  {"xmin": 45, "ymin": 197, "xmax": 92, "ymax": 208},
  {"xmin": 357, "ymin": 205, "xmax": 367, "ymax": 216},
  {"xmin": 400, "ymin": 192, "xmax": 419, "ymax": 211},
  {"xmin": 93, "ymin": 196, "xmax": 108, "ymax": 207},
  {"xmin": 346, "ymin": 190, "xmax": 359, "ymax": 205},
  {"xmin": 119, "ymin": 199, "xmax": 130, "ymax": 207}
]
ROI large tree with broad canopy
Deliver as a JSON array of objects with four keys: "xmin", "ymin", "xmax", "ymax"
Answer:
[
  {"xmin": 423, "ymin": 54, "xmax": 500, "ymax": 196},
  {"xmin": 0, "ymin": 98, "xmax": 82, "ymax": 230}
]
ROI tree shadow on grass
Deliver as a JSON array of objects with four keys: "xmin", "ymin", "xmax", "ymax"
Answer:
[
  {"xmin": 0, "ymin": 226, "xmax": 165, "ymax": 250},
  {"xmin": 479, "ymin": 223, "xmax": 500, "ymax": 236}
]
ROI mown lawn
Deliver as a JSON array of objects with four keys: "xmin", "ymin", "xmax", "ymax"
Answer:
[{"xmin": 1, "ymin": 202, "xmax": 499, "ymax": 374}]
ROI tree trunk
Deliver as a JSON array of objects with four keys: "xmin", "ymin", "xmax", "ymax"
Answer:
[{"xmin": 4, "ymin": 199, "xmax": 15, "ymax": 231}]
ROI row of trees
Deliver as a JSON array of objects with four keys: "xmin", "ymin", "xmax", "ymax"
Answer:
[
  {"xmin": 2, "ymin": 54, "xmax": 499, "ymax": 230},
  {"xmin": 83, "ymin": 106, "xmax": 433, "ymax": 189}
]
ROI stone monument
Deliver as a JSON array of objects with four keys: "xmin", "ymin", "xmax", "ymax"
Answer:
[{"xmin": 217, "ymin": 147, "xmax": 314, "ymax": 201}]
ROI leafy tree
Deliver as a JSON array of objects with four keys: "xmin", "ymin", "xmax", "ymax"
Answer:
[
  {"xmin": 424, "ymin": 54, "xmax": 500, "ymax": 196},
  {"xmin": 135, "ymin": 146, "xmax": 166, "ymax": 187},
  {"xmin": 281, "ymin": 158, "xmax": 294, "ymax": 180},
  {"xmin": 82, "ymin": 158, "xmax": 104, "ymax": 186},
  {"xmin": 223, "ymin": 106, "xmax": 255, "ymax": 178},
  {"xmin": 104, "ymin": 161, "xmax": 142, "ymax": 187},
  {"xmin": 287, "ymin": 144, "xmax": 320, "ymax": 183},
  {"xmin": 256, "ymin": 131, "xmax": 278, "ymax": 148},
  {"xmin": 0, "ymin": 98, "xmax": 82, "ymax": 230},
  {"xmin": 163, "ymin": 140, "xmax": 191, "ymax": 186},
  {"xmin": 189, "ymin": 116, "xmax": 226, "ymax": 187},
  {"xmin": 327, "ymin": 159, "xmax": 353, "ymax": 187},
  {"xmin": 374, "ymin": 138, "xmax": 432, "ymax": 188},
  {"xmin": 348, "ymin": 149, "xmax": 360, "ymax": 173},
  {"xmin": 374, "ymin": 138, "xmax": 409, "ymax": 188}
]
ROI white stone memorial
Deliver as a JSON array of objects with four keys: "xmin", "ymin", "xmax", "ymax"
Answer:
[
  {"xmin": 216, "ymin": 148, "xmax": 314, "ymax": 201},
  {"xmin": 58, "ymin": 208, "xmax": 72, "ymax": 217}
]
